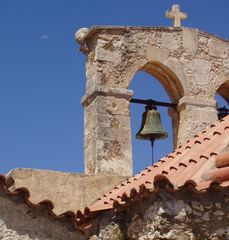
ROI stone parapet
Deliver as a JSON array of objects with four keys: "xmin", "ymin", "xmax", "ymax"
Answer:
[{"xmin": 8, "ymin": 168, "xmax": 127, "ymax": 215}]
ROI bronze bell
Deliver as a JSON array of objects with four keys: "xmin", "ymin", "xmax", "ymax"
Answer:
[{"xmin": 136, "ymin": 105, "xmax": 168, "ymax": 141}]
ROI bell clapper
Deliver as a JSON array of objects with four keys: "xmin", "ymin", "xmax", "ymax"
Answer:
[
  {"xmin": 150, "ymin": 137, "xmax": 154, "ymax": 165},
  {"xmin": 148, "ymin": 105, "xmax": 155, "ymax": 165},
  {"xmin": 145, "ymin": 104, "xmax": 156, "ymax": 165}
]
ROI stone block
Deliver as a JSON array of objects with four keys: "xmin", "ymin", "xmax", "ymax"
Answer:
[
  {"xmin": 213, "ymin": 210, "xmax": 224, "ymax": 216},
  {"xmin": 95, "ymin": 48, "xmax": 122, "ymax": 65},
  {"xmin": 94, "ymin": 126, "xmax": 131, "ymax": 142},
  {"xmin": 161, "ymin": 32, "xmax": 181, "ymax": 50},
  {"xmin": 190, "ymin": 59, "xmax": 211, "ymax": 85},
  {"xmin": 182, "ymin": 28, "xmax": 198, "ymax": 51},
  {"xmin": 191, "ymin": 201, "xmax": 204, "ymax": 213},
  {"xmin": 209, "ymin": 39, "xmax": 228, "ymax": 58},
  {"xmin": 85, "ymin": 95, "xmax": 130, "ymax": 116},
  {"xmin": 145, "ymin": 45, "xmax": 169, "ymax": 63},
  {"xmin": 202, "ymin": 212, "xmax": 210, "ymax": 221},
  {"xmin": 85, "ymin": 113, "xmax": 131, "ymax": 130}
]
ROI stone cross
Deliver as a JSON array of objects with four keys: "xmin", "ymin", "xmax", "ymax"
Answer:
[{"xmin": 166, "ymin": 4, "xmax": 187, "ymax": 27}]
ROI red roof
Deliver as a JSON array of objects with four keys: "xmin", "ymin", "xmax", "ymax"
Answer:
[
  {"xmin": 0, "ymin": 115, "xmax": 228, "ymax": 227},
  {"xmin": 86, "ymin": 115, "xmax": 229, "ymax": 214},
  {"xmin": 0, "ymin": 174, "xmax": 82, "ymax": 229}
]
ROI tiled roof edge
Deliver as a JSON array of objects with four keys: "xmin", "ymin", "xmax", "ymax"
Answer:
[
  {"xmin": 0, "ymin": 174, "xmax": 89, "ymax": 233},
  {"xmin": 86, "ymin": 115, "xmax": 229, "ymax": 214}
]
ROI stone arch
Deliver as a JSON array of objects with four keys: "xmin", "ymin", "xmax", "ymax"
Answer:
[
  {"xmin": 210, "ymin": 71, "xmax": 229, "ymax": 104},
  {"xmin": 78, "ymin": 26, "xmax": 229, "ymax": 176},
  {"xmin": 127, "ymin": 61, "xmax": 185, "ymax": 103},
  {"xmin": 125, "ymin": 60, "xmax": 185, "ymax": 149},
  {"xmin": 216, "ymin": 79, "xmax": 229, "ymax": 104},
  {"xmin": 127, "ymin": 61, "xmax": 184, "ymax": 151},
  {"xmin": 120, "ymin": 44, "xmax": 187, "ymax": 103}
]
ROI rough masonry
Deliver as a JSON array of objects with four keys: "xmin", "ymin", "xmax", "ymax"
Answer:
[
  {"xmin": 76, "ymin": 26, "xmax": 229, "ymax": 176},
  {"xmin": 0, "ymin": 190, "xmax": 85, "ymax": 240},
  {"xmin": 91, "ymin": 187, "xmax": 229, "ymax": 240},
  {"xmin": 1, "ymin": 185, "xmax": 228, "ymax": 240}
]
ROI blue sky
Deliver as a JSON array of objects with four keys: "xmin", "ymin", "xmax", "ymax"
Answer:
[{"xmin": 0, "ymin": 0, "xmax": 228, "ymax": 174}]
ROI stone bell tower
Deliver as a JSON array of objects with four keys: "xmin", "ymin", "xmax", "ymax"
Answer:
[{"xmin": 76, "ymin": 5, "xmax": 229, "ymax": 176}]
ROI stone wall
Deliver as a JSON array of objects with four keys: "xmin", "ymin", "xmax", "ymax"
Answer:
[
  {"xmin": 9, "ymin": 168, "xmax": 127, "ymax": 215},
  {"xmin": 1, "ymin": 185, "xmax": 228, "ymax": 240},
  {"xmin": 91, "ymin": 187, "xmax": 229, "ymax": 240},
  {"xmin": 0, "ymin": 191, "xmax": 85, "ymax": 240},
  {"xmin": 76, "ymin": 26, "xmax": 229, "ymax": 175}
]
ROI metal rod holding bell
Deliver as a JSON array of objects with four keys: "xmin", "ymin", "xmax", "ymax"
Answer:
[
  {"xmin": 130, "ymin": 98, "xmax": 175, "ymax": 164},
  {"xmin": 130, "ymin": 98, "xmax": 177, "ymax": 108}
]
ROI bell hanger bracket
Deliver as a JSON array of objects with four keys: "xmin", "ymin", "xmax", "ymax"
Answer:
[{"xmin": 130, "ymin": 98, "xmax": 177, "ymax": 108}]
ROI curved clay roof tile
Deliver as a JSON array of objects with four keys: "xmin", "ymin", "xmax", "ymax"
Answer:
[
  {"xmin": 215, "ymin": 152, "xmax": 229, "ymax": 168},
  {"xmin": 205, "ymin": 167, "xmax": 229, "ymax": 182}
]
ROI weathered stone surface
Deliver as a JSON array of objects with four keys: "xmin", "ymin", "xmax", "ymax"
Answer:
[
  {"xmin": 75, "ymin": 28, "xmax": 89, "ymax": 42},
  {"xmin": 215, "ymin": 202, "xmax": 222, "ymax": 208},
  {"xmin": 0, "ymin": 191, "xmax": 85, "ymax": 240},
  {"xmin": 9, "ymin": 168, "xmax": 127, "ymax": 215},
  {"xmin": 213, "ymin": 210, "xmax": 224, "ymax": 216},
  {"xmin": 191, "ymin": 201, "xmax": 204, "ymax": 213},
  {"xmin": 202, "ymin": 212, "xmax": 210, "ymax": 221},
  {"xmin": 83, "ymin": 94, "xmax": 132, "ymax": 175},
  {"xmin": 182, "ymin": 28, "xmax": 198, "ymax": 51},
  {"xmin": 76, "ymin": 26, "xmax": 229, "ymax": 175},
  {"xmin": 209, "ymin": 39, "xmax": 228, "ymax": 58},
  {"xmin": 93, "ymin": 188, "xmax": 229, "ymax": 240}
]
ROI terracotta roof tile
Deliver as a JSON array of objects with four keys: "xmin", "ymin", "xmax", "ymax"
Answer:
[
  {"xmin": 88, "ymin": 115, "xmax": 229, "ymax": 214},
  {"xmin": 0, "ymin": 116, "xmax": 228, "ymax": 227},
  {"xmin": 205, "ymin": 166, "xmax": 229, "ymax": 182},
  {"xmin": 0, "ymin": 174, "xmax": 85, "ymax": 232},
  {"xmin": 216, "ymin": 152, "xmax": 229, "ymax": 168}
]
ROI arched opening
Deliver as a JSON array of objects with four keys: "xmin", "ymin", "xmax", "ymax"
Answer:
[
  {"xmin": 215, "ymin": 94, "xmax": 228, "ymax": 108},
  {"xmin": 129, "ymin": 71, "xmax": 173, "ymax": 174},
  {"xmin": 216, "ymin": 80, "xmax": 229, "ymax": 105},
  {"xmin": 215, "ymin": 80, "xmax": 229, "ymax": 119},
  {"xmin": 128, "ymin": 61, "xmax": 184, "ymax": 174},
  {"xmin": 140, "ymin": 61, "xmax": 184, "ymax": 103}
]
